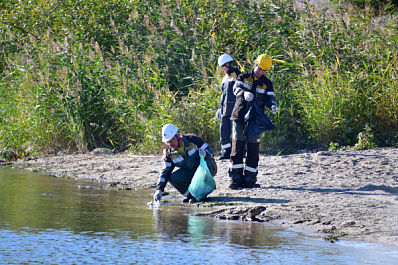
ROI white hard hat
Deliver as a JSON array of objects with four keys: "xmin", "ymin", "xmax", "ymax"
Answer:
[
  {"xmin": 218, "ymin": 54, "xmax": 234, "ymax": 67},
  {"xmin": 161, "ymin": 124, "xmax": 178, "ymax": 142}
]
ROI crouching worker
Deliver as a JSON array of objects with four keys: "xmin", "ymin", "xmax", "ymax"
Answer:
[{"xmin": 153, "ymin": 124, "xmax": 217, "ymax": 204}]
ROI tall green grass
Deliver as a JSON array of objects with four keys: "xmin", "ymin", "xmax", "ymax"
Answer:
[
  {"xmin": 290, "ymin": 2, "xmax": 398, "ymax": 146},
  {"xmin": 0, "ymin": 0, "xmax": 397, "ymax": 157}
]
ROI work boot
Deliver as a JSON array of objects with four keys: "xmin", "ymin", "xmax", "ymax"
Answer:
[
  {"xmin": 228, "ymin": 168, "xmax": 244, "ymax": 189},
  {"xmin": 182, "ymin": 193, "xmax": 194, "ymax": 203},
  {"xmin": 219, "ymin": 148, "xmax": 231, "ymax": 160},
  {"xmin": 243, "ymin": 181, "xmax": 260, "ymax": 188},
  {"xmin": 243, "ymin": 170, "xmax": 260, "ymax": 188},
  {"xmin": 229, "ymin": 178, "xmax": 243, "ymax": 189}
]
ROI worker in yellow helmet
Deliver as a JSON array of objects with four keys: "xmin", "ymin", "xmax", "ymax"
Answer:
[{"xmin": 228, "ymin": 54, "xmax": 278, "ymax": 189}]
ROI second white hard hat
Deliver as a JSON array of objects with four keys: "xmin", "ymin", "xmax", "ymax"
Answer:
[{"xmin": 218, "ymin": 54, "xmax": 234, "ymax": 67}]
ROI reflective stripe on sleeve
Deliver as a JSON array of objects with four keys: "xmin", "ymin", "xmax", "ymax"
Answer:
[
  {"xmin": 200, "ymin": 143, "xmax": 208, "ymax": 150},
  {"xmin": 235, "ymin": 80, "xmax": 245, "ymax": 87},
  {"xmin": 242, "ymin": 82, "xmax": 251, "ymax": 90},
  {"xmin": 233, "ymin": 81, "xmax": 244, "ymax": 95},
  {"xmin": 267, "ymin": 91, "xmax": 275, "ymax": 96},
  {"xmin": 256, "ymin": 88, "xmax": 265, "ymax": 94}
]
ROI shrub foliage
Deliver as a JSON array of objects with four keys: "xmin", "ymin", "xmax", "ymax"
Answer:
[{"xmin": 0, "ymin": 0, "xmax": 397, "ymax": 155}]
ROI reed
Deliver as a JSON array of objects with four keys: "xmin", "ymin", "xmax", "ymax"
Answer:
[{"xmin": 0, "ymin": 0, "xmax": 397, "ymax": 156}]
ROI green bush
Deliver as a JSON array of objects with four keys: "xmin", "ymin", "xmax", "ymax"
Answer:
[{"xmin": 0, "ymin": 0, "xmax": 397, "ymax": 155}]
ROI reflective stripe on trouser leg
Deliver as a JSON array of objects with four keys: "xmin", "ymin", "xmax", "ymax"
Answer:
[
  {"xmin": 220, "ymin": 147, "xmax": 231, "ymax": 159},
  {"xmin": 221, "ymin": 143, "xmax": 231, "ymax": 149},
  {"xmin": 169, "ymin": 167, "xmax": 196, "ymax": 195},
  {"xmin": 228, "ymin": 163, "xmax": 243, "ymax": 181},
  {"xmin": 244, "ymin": 169, "xmax": 258, "ymax": 183},
  {"xmin": 244, "ymin": 164, "xmax": 258, "ymax": 183}
]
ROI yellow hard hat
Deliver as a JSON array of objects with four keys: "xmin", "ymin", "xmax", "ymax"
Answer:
[{"xmin": 255, "ymin": 54, "xmax": 272, "ymax": 70}]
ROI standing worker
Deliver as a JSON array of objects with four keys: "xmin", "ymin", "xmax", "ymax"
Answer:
[
  {"xmin": 228, "ymin": 54, "xmax": 278, "ymax": 189},
  {"xmin": 153, "ymin": 124, "xmax": 217, "ymax": 203},
  {"xmin": 216, "ymin": 54, "xmax": 241, "ymax": 160}
]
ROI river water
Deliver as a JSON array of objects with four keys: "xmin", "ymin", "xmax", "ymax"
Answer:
[{"xmin": 1, "ymin": 168, "xmax": 397, "ymax": 264}]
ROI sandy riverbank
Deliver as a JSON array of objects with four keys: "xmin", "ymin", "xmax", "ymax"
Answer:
[{"xmin": 9, "ymin": 147, "xmax": 398, "ymax": 249}]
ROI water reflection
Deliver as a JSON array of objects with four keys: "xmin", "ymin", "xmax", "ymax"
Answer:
[
  {"xmin": 0, "ymin": 168, "xmax": 156, "ymax": 235},
  {"xmin": 1, "ymin": 168, "xmax": 398, "ymax": 265},
  {"xmin": 152, "ymin": 204, "xmax": 282, "ymax": 249}
]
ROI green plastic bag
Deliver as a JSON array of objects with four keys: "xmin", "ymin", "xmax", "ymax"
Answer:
[{"xmin": 188, "ymin": 153, "xmax": 216, "ymax": 201}]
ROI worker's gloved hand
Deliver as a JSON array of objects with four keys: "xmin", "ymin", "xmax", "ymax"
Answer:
[
  {"xmin": 199, "ymin": 148, "xmax": 207, "ymax": 158},
  {"xmin": 153, "ymin": 190, "xmax": 162, "ymax": 202},
  {"xmin": 216, "ymin": 109, "xmax": 222, "ymax": 121},
  {"xmin": 244, "ymin": 91, "xmax": 254, "ymax": 102},
  {"xmin": 271, "ymin": 105, "xmax": 278, "ymax": 115}
]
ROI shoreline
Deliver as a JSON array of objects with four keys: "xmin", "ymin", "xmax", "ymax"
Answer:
[{"xmin": 7, "ymin": 147, "xmax": 398, "ymax": 249}]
